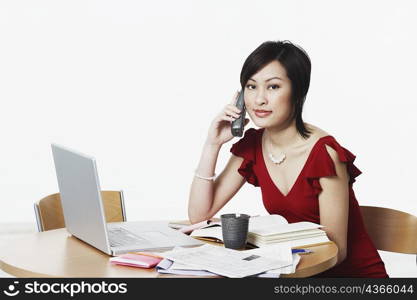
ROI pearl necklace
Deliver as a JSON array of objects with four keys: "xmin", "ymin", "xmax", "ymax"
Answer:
[
  {"xmin": 268, "ymin": 152, "xmax": 286, "ymax": 164},
  {"xmin": 266, "ymin": 138, "xmax": 287, "ymax": 165}
]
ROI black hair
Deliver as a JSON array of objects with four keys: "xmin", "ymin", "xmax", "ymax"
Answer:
[{"xmin": 240, "ymin": 40, "xmax": 312, "ymax": 138}]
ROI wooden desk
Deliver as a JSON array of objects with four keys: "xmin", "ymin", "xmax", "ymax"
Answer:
[{"xmin": 0, "ymin": 228, "xmax": 337, "ymax": 278}]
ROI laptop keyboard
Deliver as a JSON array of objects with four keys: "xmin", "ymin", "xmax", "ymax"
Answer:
[{"xmin": 108, "ymin": 227, "xmax": 146, "ymax": 247}]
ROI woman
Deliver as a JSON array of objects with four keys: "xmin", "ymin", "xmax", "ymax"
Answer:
[{"xmin": 188, "ymin": 40, "xmax": 388, "ymax": 278}]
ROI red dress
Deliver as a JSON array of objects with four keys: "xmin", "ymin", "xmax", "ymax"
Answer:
[{"xmin": 230, "ymin": 128, "xmax": 388, "ymax": 278}]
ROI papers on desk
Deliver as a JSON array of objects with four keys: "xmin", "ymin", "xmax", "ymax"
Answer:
[
  {"xmin": 157, "ymin": 259, "xmax": 219, "ymax": 277},
  {"xmin": 156, "ymin": 243, "xmax": 300, "ymax": 278},
  {"xmin": 189, "ymin": 215, "xmax": 329, "ymax": 248}
]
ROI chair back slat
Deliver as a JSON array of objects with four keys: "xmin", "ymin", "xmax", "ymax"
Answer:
[
  {"xmin": 35, "ymin": 191, "xmax": 125, "ymax": 232},
  {"xmin": 360, "ymin": 206, "xmax": 417, "ymax": 254}
]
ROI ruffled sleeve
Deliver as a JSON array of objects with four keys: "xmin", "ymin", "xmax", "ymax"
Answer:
[
  {"xmin": 304, "ymin": 137, "xmax": 362, "ymax": 197},
  {"xmin": 230, "ymin": 128, "xmax": 259, "ymax": 187}
]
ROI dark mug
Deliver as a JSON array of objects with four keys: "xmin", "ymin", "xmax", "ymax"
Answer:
[{"xmin": 221, "ymin": 213, "xmax": 250, "ymax": 250}]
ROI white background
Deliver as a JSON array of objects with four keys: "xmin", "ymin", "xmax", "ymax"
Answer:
[{"xmin": 0, "ymin": 0, "xmax": 416, "ymax": 276}]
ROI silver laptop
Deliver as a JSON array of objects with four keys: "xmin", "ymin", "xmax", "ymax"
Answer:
[{"xmin": 51, "ymin": 144, "xmax": 203, "ymax": 256}]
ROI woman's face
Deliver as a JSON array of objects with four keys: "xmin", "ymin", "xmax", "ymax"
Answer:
[{"xmin": 244, "ymin": 60, "xmax": 293, "ymax": 129}]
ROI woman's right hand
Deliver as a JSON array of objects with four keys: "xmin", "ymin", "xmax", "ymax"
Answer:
[{"xmin": 205, "ymin": 91, "xmax": 249, "ymax": 147}]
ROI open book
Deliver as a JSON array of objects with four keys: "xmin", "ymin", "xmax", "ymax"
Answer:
[{"xmin": 189, "ymin": 215, "xmax": 330, "ymax": 248}]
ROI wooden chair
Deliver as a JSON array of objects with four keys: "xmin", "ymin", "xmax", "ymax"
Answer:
[
  {"xmin": 360, "ymin": 206, "xmax": 417, "ymax": 263},
  {"xmin": 34, "ymin": 190, "xmax": 127, "ymax": 232}
]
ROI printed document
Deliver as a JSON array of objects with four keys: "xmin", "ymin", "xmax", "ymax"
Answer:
[{"xmin": 159, "ymin": 243, "xmax": 292, "ymax": 278}]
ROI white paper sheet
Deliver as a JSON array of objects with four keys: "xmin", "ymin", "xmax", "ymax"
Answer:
[
  {"xmin": 158, "ymin": 243, "xmax": 292, "ymax": 278},
  {"xmin": 157, "ymin": 259, "xmax": 218, "ymax": 276},
  {"xmin": 156, "ymin": 253, "xmax": 301, "ymax": 277}
]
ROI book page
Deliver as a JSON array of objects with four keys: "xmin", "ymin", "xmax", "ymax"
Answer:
[
  {"xmin": 249, "ymin": 215, "xmax": 288, "ymax": 232},
  {"xmin": 190, "ymin": 226, "xmax": 223, "ymax": 240},
  {"xmin": 250, "ymin": 221, "xmax": 323, "ymax": 236}
]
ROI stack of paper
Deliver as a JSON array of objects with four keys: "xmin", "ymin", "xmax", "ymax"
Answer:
[
  {"xmin": 247, "ymin": 221, "xmax": 329, "ymax": 248},
  {"xmin": 155, "ymin": 243, "xmax": 300, "ymax": 278}
]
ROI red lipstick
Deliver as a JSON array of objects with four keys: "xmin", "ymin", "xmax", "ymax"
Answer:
[{"xmin": 254, "ymin": 109, "xmax": 272, "ymax": 118}]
